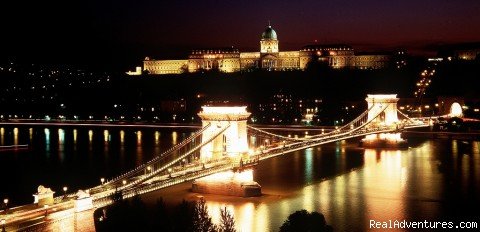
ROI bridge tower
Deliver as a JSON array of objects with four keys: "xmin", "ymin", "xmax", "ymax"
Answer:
[
  {"xmin": 193, "ymin": 106, "xmax": 261, "ymax": 197},
  {"xmin": 197, "ymin": 106, "xmax": 250, "ymax": 161},
  {"xmin": 362, "ymin": 94, "xmax": 406, "ymax": 147}
]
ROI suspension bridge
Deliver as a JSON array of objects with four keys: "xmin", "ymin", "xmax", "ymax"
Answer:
[{"xmin": 1, "ymin": 94, "xmax": 435, "ymax": 231}]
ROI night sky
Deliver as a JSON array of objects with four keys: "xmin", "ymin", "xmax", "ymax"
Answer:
[{"xmin": 2, "ymin": 0, "xmax": 480, "ymax": 70}]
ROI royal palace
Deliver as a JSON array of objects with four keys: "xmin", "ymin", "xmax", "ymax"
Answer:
[{"xmin": 134, "ymin": 24, "xmax": 397, "ymax": 75}]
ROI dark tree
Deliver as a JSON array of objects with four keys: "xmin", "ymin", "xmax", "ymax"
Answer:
[
  {"xmin": 152, "ymin": 197, "xmax": 171, "ymax": 231},
  {"xmin": 219, "ymin": 207, "xmax": 236, "ymax": 232},
  {"xmin": 96, "ymin": 196, "xmax": 149, "ymax": 232},
  {"xmin": 172, "ymin": 199, "xmax": 195, "ymax": 232},
  {"xmin": 193, "ymin": 197, "xmax": 217, "ymax": 232},
  {"xmin": 279, "ymin": 210, "xmax": 333, "ymax": 232}
]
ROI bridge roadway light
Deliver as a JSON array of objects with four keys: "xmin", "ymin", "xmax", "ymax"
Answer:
[
  {"xmin": 122, "ymin": 180, "xmax": 127, "ymax": 186},
  {"xmin": 100, "ymin": 178, "xmax": 105, "ymax": 185},
  {"xmin": 1, "ymin": 218, "xmax": 5, "ymax": 232},
  {"xmin": 145, "ymin": 166, "xmax": 152, "ymax": 175}
]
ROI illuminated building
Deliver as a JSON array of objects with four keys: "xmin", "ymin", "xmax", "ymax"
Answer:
[
  {"xmin": 139, "ymin": 24, "xmax": 393, "ymax": 75},
  {"xmin": 455, "ymin": 49, "xmax": 480, "ymax": 60}
]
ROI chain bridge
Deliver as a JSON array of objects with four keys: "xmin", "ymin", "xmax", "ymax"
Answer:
[{"xmin": 2, "ymin": 94, "xmax": 435, "ymax": 231}]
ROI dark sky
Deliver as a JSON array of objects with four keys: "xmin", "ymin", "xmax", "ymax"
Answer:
[{"xmin": 2, "ymin": 0, "xmax": 480, "ymax": 70}]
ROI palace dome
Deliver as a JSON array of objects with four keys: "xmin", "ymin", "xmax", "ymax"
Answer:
[{"xmin": 261, "ymin": 25, "xmax": 277, "ymax": 40}]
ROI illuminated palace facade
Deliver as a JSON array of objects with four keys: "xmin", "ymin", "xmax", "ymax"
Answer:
[{"xmin": 141, "ymin": 24, "xmax": 392, "ymax": 75}]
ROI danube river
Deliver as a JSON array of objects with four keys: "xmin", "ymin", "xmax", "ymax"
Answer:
[{"xmin": 1, "ymin": 125, "xmax": 479, "ymax": 231}]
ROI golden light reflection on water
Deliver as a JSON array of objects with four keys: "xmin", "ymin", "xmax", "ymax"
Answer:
[
  {"xmin": 204, "ymin": 201, "xmax": 270, "ymax": 232},
  {"xmin": 0, "ymin": 127, "xmax": 4, "ymax": 145},
  {"xmin": 364, "ymin": 149, "xmax": 406, "ymax": 223},
  {"xmin": 58, "ymin": 129, "xmax": 65, "ymax": 161},
  {"xmin": 155, "ymin": 131, "xmax": 160, "ymax": 144},
  {"xmin": 73, "ymin": 129, "xmax": 77, "ymax": 143},
  {"xmin": 13, "ymin": 127, "xmax": 18, "ymax": 145},
  {"xmin": 120, "ymin": 130, "xmax": 125, "ymax": 144},
  {"xmin": 155, "ymin": 131, "xmax": 161, "ymax": 155},
  {"xmin": 452, "ymin": 140, "xmax": 458, "ymax": 155},
  {"xmin": 104, "ymin": 130, "xmax": 109, "ymax": 143},
  {"xmin": 136, "ymin": 131, "xmax": 143, "ymax": 165},
  {"xmin": 136, "ymin": 131, "xmax": 142, "ymax": 145},
  {"xmin": 172, "ymin": 131, "xmax": 178, "ymax": 145},
  {"xmin": 58, "ymin": 129, "xmax": 65, "ymax": 144},
  {"xmin": 88, "ymin": 130, "xmax": 93, "ymax": 143},
  {"xmin": 29, "ymin": 128, "xmax": 33, "ymax": 141},
  {"xmin": 473, "ymin": 141, "xmax": 480, "ymax": 154},
  {"xmin": 238, "ymin": 202, "xmax": 256, "ymax": 232}
]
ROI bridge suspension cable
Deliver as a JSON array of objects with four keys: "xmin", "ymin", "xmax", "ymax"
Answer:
[
  {"xmin": 91, "ymin": 123, "xmax": 212, "ymax": 192},
  {"xmin": 99, "ymin": 123, "xmax": 232, "ymax": 194},
  {"xmin": 247, "ymin": 125, "xmax": 307, "ymax": 141}
]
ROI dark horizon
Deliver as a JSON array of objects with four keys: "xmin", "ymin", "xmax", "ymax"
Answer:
[{"xmin": 2, "ymin": 0, "xmax": 480, "ymax": 70}]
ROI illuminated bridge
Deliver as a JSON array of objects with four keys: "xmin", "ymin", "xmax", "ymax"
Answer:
[{"xmin": 1, "ymin": 94, "xmax": 435, "ymax": 231}]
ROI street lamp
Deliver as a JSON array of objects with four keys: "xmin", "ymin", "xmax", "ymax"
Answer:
[
  {"xmin": 63, "ymin": 186, "xmax": 68, "ymax": 199},
  {"xmin": 122, "ymin": 180, "xmax": 127, "ymax": 186},
  {"xmin": 2, "ymin": 199, "xmax": 7, "ymax": 215},
  {"xmin": 100, "ymin": 177, "xmax": 105, "ymax": 185}
]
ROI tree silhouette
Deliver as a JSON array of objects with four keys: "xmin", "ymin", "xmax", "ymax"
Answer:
[
  {"xmin": 219, "ymin": 207, "xmax": 236, "ymax": 232},
  {"xmin": 152, "ymin": 197, "xmax": 171, "ymax": 231},
  {"xmin": 193, "ymin": 197, "xmax": 217, "ymax": 232},
  {"xmin": 173, "ymin": 199, "xmax": 195, "ymax": 232},
  {"xmin": 279, "ymin": 210, "xmax": 333, "ymax": 232}
]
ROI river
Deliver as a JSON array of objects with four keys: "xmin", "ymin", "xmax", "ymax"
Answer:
[{"xmin": 1, "ymin": 126, "xmax": 479, "ymax": 231}]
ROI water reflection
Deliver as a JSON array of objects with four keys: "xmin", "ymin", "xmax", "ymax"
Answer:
[
  {"xmin": 155, "ymin": 131, "xmax": 160, "ymax": 144},
  {"xmin": 0, "ymin": 127, "xmax": 4, "ymax": 145},
  {"xmin": 237, "ymin": 203, "xmax": 255, "ymax": 231},
  {"xmin": 104, "ymin": 130, "xmax": 110, "ymax": 155},
  {"xmin": 120, "ymin": 130, "xmax": 125, "ymax": 167},
  {"xmin": 304, "ymin": 148, "xmax": 313, "ymax": 184},
  {"xmin": 88, "ymin": 130, "xmax": 93, "ymax": 143},
  {"xmin": 29, "ymin": 128, "xmax": 33, "ymax": 142},
  {"xmin": 44, "ymin": 128, "xmax": 50, "ymax": 156},
  {"xmin": 88, "ymin": 130, "xmax": 93, "ymax": 151},
  {"xmin": 249, "ymin": 135, "xmax": 257, "ymax": 148},
  {"xmin": 73, "ymin": 129, "xmax": 78, "ymax": 151},
  {"xmin": 13, "ymin": 127, "xmax": 19, "ymax": 145},
  {"xmin": 104, "ymin": 130, "xmax": 109, "ymax": 143},
  {"xmin": 172, "ymin": 131, "xmax": 178, "ymax": 145},
  {"xmin": 155, "ymin": 131, "xmax": 161, "ymax": 155},
  {"xmin": 73, "ymin": 129, "xmax": 77, "ymax": 143},
  {"xmin": 58, "ymin": 129, "xmax": 65, "ymax": 162},
  {"xmin": 136, "ymin": 131, "xmax": 143, "ymax": 165},
  {"xmin": 120, "ymin": 130, "xmax": 125, "ymax": 145}
]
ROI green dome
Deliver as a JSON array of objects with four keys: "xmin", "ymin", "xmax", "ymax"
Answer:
[{"xmin": 261, "ymin": 25, "xmax": 277, "ymax": 40}]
